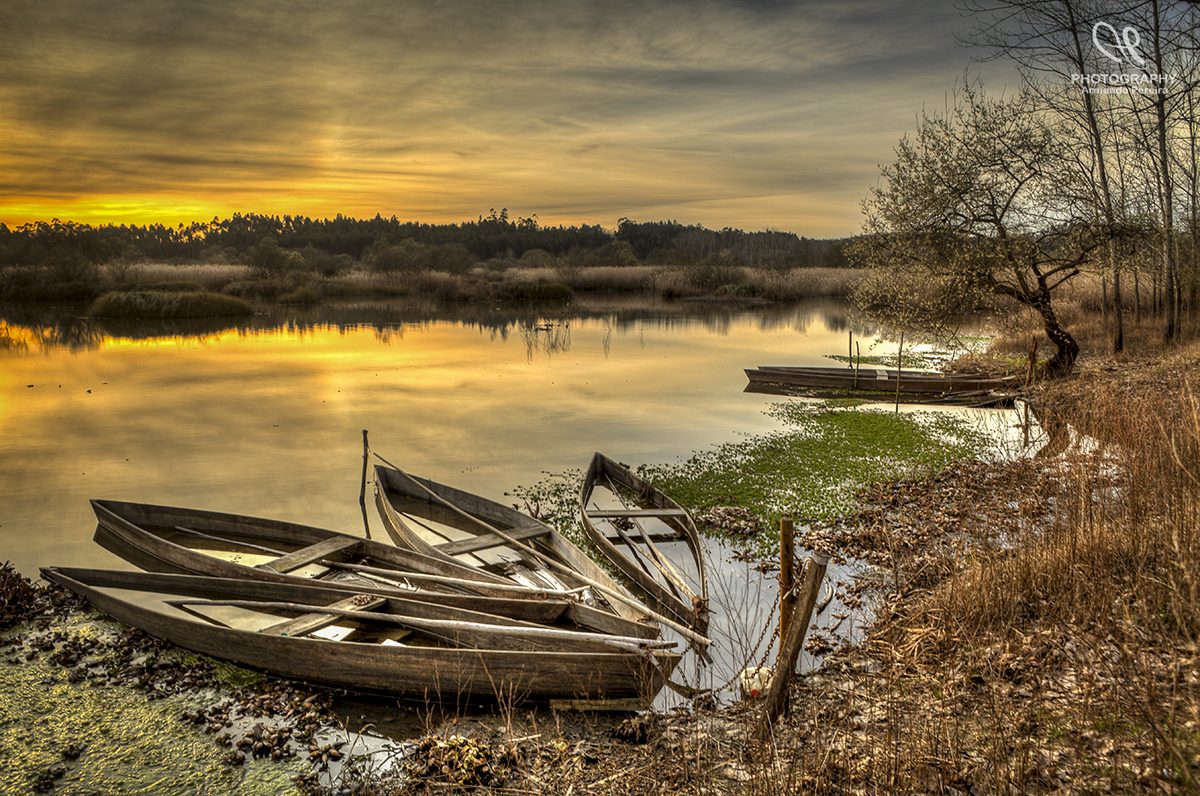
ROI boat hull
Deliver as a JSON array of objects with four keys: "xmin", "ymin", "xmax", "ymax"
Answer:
[
  {"xmin": 42, "ymin": 567, "xmax": 677, "ymax": 703},
  {"xmin": 579, "ymin": 452, "xmax": 709, "ymax": 635}
]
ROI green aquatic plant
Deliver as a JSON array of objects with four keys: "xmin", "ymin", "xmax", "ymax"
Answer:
[
  {"xmin": 644, "ymin": 402, "xmax": 988, "ymax": 552},
  {"xmin": 512, "ymin": 402, "xmax": 989, "ymax": 556}
]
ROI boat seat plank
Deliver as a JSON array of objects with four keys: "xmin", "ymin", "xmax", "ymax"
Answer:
[
  {"xmin": 436, "ymin": 524, "xmax": 548, "ymax": 556},
  {"xmin": 607, "ymin": 529, "xmax": 680, "ymax": 544},
  {"xmin": 588, "ymin": 509, "xmax": 688, "ymax": 519},
  {"xmin": 256, "ymin": 536, "xmax": 360, "ymax": 574},
  {"xmin": 259, "ymin": 595, "xmax": 386, "ymax": 637}
]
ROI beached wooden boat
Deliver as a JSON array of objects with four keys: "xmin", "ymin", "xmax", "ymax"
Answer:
[
  {"xmin": 42, "ymin": 566, "xmax": 679, "ymax": 703},
  {"xmin": 745, "ymin": 365, "xmax": 1021, "ymax": 395},
  {"xmin": 91, "ymin": 499, "xmax": 650, "ymax": 637},
  {"xmin": 580, "ymin": 453, "xmax": 708, "ymax": 635},
  {"xmin": 373, "ymin": 464, "xmax": 683, "ymax": 643}
]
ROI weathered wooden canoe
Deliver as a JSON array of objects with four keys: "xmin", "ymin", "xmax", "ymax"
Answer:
[
  {"xmin": 373, "ymin": 464, "xmax": 665, "ymax": 640},
  {"xmin": 745, "ymin": 365, "xmax": 1021, "ymax": 395},
  {"xmin": 91, "ymin": 498, "xmax": 647, "ymax": 637},
  {"xmin": 42, "ymin": 567, "xmax": 679, "ymax": 703},
  {"xmin": 580, "ymin": 453, "xmax": 709, "ymax": 635}
]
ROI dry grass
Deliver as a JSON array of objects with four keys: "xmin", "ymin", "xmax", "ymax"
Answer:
[
  {"xmin": 123, "ymin": 262, "xmax": 252, "ymax": 290},
  {"xmin": 755, "ymin": 344, "xmax": 1200, "ymax": 793}
]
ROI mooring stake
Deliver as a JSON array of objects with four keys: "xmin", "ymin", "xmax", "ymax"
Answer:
[{"xmin": 758, "ymin": 552, "xmax": 830, "ymax": 737}]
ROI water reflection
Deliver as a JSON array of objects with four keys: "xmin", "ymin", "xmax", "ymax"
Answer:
[
  {"xmin": 0, "ymin": 296, "xmax": 871, "ymax": 356},
  {"xmin": 0, "ymin": 296, "xmax": 882, "ymax": 586}
]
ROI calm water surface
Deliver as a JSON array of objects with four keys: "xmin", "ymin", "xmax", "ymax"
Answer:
[{"xmin": 1, "ymin": 296, "xmax": 888, "ymax": 577}]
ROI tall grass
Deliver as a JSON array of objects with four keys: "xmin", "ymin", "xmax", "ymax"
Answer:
[
  {"xmin": 755, "ymin": 345, "xmax": 1200, "ymax": 792},
  {"xmin": 90, "ymin": 290, "xmax": 254, "ymax": 318},
  {"xmin": 124, "ymin": 263, "xmax": 252, "ymax": 290}
]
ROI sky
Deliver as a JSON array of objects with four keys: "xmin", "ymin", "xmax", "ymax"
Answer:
[{"xmin": 0, "ymin": 0, "xmax": 999, "ymax": 237}]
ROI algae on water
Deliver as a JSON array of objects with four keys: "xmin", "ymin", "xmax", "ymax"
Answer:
[
  {"xmin": 514, "ymin": 401, "xmax": 989, "ymax": 556},
  {"xmin": 646, "ymin": 402, "xmax": 988, "ymax": 551},
  {"xmin": 0, "ymin": 624, "xmax": 302, "ymax": 795}
]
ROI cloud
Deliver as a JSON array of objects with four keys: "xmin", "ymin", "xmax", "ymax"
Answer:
[{"xmin": 0, "ymin": 0, "xmax": 980, "ymax": 235}]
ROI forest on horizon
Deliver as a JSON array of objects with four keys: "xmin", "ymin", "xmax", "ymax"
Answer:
[{"xmin": 0, "ymin": 211, "xmax": 852, "ymax": 272}]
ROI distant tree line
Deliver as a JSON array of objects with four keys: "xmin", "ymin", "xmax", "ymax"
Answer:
[{"xmin": 0, "ymin": 209, "xmax": 852, "ymax": 272}]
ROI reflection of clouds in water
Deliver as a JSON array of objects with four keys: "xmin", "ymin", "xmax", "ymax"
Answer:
[{"xmin": 0, "ymin": 297, "xmax": 1002, "ymax": 586}]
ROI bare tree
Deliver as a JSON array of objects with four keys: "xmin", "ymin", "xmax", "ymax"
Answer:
[
  {"xmin": 964, "ymin": 0, "xmax": 1140, "ymax": 351},
  {"xmin": 852, "ymin": 83, "xmax": 1106, "ymax": 377},
  {"xmin": 966, "ymin": 0, "xmax": 1200, "ymax": 344}
]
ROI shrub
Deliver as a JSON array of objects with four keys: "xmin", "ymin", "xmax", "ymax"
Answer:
[
  {"xmin": 0, "ymin": 266, "xmax": 103, "ymax": 301},
  {"xmin": 687, "ymin": 253, "xmax": 746, "ymax": 291},
  {"xmin": 90, "ymin": 290, "xmax": 254, "ymax": 318},
  {"xmin": 498, "ymin": 281, "xmax": 573, "ymax": 303},
  {"xmin": 713, "ymin": 282, "xmax": 765, "ymax": 299},
  {"xmin": 519, "ymin": 249, "xmax": 558, "ymax": 268},
  {"xmin": 222, "ymin": 279, "xmax": 289, "ymax": 300},
  {"xmin": 142, "ymin": 281, "xmax": 204, "ymax": 292},
  {"xmin": 298, "ymin": 245, "xmax": 348, "ymax": 277},
  {"xmin": 366, "ymin": 238, "xmax": 429, "ymax": 274},
  {"xmin": 428, "ymin": 243, "xmax": 476, "ymax": 274},
  {"xmin": 279, "ymin": 284, "xmax": 321, "ymax": 304}
]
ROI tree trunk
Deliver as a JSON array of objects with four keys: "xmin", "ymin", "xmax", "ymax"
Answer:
[
  {"xmin": 1032, "ymin": 291, "xmax": 1079, "ymax": 378},
  {"xmin": 1151, "ymin": 0, "xmax": 1179, "ymax": 342},
  {"xmin": 1112, "ymin": 255, "xmax": 1124, "ymax": 352},
  {"xmin": 1102, "ymin": 272, "xmax": 1109, "ymax": 323},
  {"xmin": 1134, "ymin": 270, "xmax": 1142, "ymax": 325}
]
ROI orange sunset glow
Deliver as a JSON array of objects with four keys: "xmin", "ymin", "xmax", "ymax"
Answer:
[{"xmin": 0, "ymin": 1, "xmax": 975, "ymax": 235}]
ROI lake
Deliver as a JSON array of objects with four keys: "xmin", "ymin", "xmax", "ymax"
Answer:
[
  {"xmin": 0, "ymin": 296, "xmax": 892, "ymax": 577},
  {"xmin": 3, "ymin": 295, "xmax": 1003, "ymax": 719}
]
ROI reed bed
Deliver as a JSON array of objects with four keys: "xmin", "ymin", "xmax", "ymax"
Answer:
[{"xmin": 90, "ymin": 290, "xmax": 254, "ymax": 319}]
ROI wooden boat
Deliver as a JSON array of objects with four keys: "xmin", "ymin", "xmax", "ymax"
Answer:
[
  {"xmin": 42, "ymin": 566, "xmax": 680, "ymax": 703},
  {"xmin": 580, "ymin": 453, "xmax": 708, "ymax": 635},
  {"xmin": 373, "ymin": 464, "xmax": 686, "ymax": 644},
  {"xmin": 745, "ymin": 365, "xmax": 1021, "ymax": 396},
  {"xmin": 91, "ymin": 499, "xmax": 650, "ymax": 638},
  {"xmin": 743, "ymin": 379, "xmax": 1016, "ymax": 408}
]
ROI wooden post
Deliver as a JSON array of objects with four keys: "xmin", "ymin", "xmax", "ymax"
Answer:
[
  {"xmin": 779, "ymin": 517, "xmax": 795, "ymax": 644},
  {"xmin": 847, "ymin": 331, "xmax": 853, "ymax": 369},
  {"xmin": 1022, "ymin": 399, "xmax": 1031, "ymax": 448},
  {"xmin": 758, "ymin": 553, "xmax": 829, "ymax": 736},
  {"xmin": 894, "ymin": 332, "xmax": 904, "ymax": 413},
  {"xmin": 358, "ymin": 429, "xmax": 372, "ymax": 539},
  {"xmin": 854, "ymin": 341, "xmax": 861, "ymax": 389}
]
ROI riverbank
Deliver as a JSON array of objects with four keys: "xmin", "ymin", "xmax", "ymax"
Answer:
[
  {"xmin": 502, "ymin": 343, "xmax": 1200, "ymax": 793},
  {"xmin": 0, "ymin": 262, "xmax": 861, "ymax": 309},
  {"xmin": 310, "ymin": 340, "xmax": 1200, "ymax": 793}
]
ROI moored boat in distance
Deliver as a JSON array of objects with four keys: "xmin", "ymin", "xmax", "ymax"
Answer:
[
  {"xmin": 42, "ymin": 566, "xmax": 679, "ymax": 703},
  {"xmin": 745, "ymin": 365, "xmax": 1021, "ymax": 395},
  {"xmin": 744, "ymin": 365, "xmax": 1021, "ymax": 406},
  {"xmin": 580, "ymin": 452, "xmax": 709, "ymax": 636}
]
